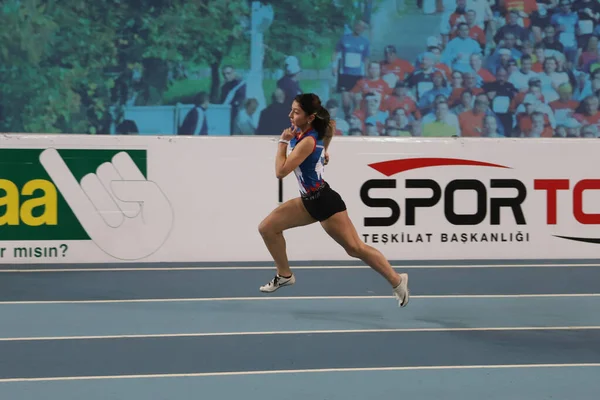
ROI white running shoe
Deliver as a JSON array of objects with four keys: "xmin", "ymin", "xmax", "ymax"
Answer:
[
  {"xmin": 259, "ymin": 274, "xmax": 296, "ymax": 293},
  {"xmin": 393, "ymin": 273, "xmax": 409, "ymax": 307}
]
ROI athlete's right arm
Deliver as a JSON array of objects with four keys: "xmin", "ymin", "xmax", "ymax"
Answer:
[
  {"xmin": 275, "ymin": 135, "xmax": 315, "ymax": 179},
  {"xmin": 324, "ymin": 120, "xmax": 335, "ymax": 150},
  {"xmin": 323, "ymin": 121, "xmax": 335, "ymax": 165}
]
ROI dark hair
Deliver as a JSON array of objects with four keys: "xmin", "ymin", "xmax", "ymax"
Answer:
[{"xmin": 294, "ymin": 93, "xmax": 331, "ymax": 139}]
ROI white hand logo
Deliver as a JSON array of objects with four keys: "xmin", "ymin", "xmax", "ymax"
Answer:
[{"xmin": 39, "ymin": 148, "xmax": 174, "ymax": 260}]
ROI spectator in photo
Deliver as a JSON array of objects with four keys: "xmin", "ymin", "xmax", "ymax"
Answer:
[
  {"xmin": 517, "ymin": 40, "xmax": 536, "ymax": 66},
  {"xmin": 516, "ymin": 91, "xmax": 557, "ymax": 128},
  {"xmin": 516, "ymin": 94, "xmax": 553, "ymax": 132},
  {"xmin": 573, "ymin": 95, "xmax": 600, "ymax": 129},
  {"xmin": 440, "ymin": 0, "xmax": 469, "ymax": 45},
  {"xmin": 178, "ymin": 92, "xmax": 209, "ymax": 135},
  {"xmin": 467, "ymin": 0, "xmax": 493, "ymax": 31},
  {"xmin": 406, "ymin": 52, "xmax": 445, "ymax": 101},
  {"xmin": 564, "ymin": 118, "xmax": 582, "ymax": 137},
  {"xmin": 541, "ymin": 24, "xmax": 564, "ymax": 53},
  {"xmin": 574, "ymin": 0, "xmax": 600, "ymax": 50},
  {"xmin": 348, "ymin": 112, "xmax": 365, "ymax": 133},
  {"xmin": 483, "ymin": 66, "xmax": 518, "ymax": 135},
  {"xmin": 506, "ymin": 58, "xmax": 520, "ymax": 77},
  {"xmin": 256, "ymin": 88, "xmax": 290, "ymax": 135},
  {"xmin": 220, "ymin": 66, "xmax": 246, "ymax": 133},
  {"xmin": 389, "ymin": 107, "xmax": 412, "ymax": 132},
  {"xmin": 383, "ymin": 118, "xmax": 411, "ymax": 137},
  {"xmin": 511, "ymin": 77, "xmax": 545, "ymax": 112},
  {"xmin": 277, "ymin": 56, "xmax": 303, "ymax": 109},
  {"xmin": 449, "ymin": 71, "xmax": 484, "ymax": 106},
  {"xmin": 502, "ymin": 0, "xmax": 539, "ymax": 28},
  {"xmin": 233, "ymin": 98, "xmax": 259, "ymax": 135},
  {"xmin": 382, "ymin": 81, "xmax": 421, "ymax": 120},
  {"xmin": 489, "ymin": 48, "xmax": 515, "ymax": 75},
  {"xmin": 578, "ymin": 35, "xmax": 600, "ymax": 73},
  {"xmin": 470, "ymin": 53, "xmax": 496, "ymax": 84},
  {"xmin": 115, "ymin": 120, "xmax": 139, "ymax": 135},
  {"xmin": 489, "ymin": 34, "xmax": 523, "ymax": 73},
  {"xmin": 458, "ymin": 91, "xmax": 490, "ymax": 136},
  {"xmin": 422, "ymin": 100, "xmax": 461, "ymax": 136},
  {"xmin": 365, "ymin": 122, "xmax": 379, "ymax": 136},
  {"xmin": 509, "ymin": 54, "xmax": 539, "ymax": 91},
  {"xmin": 351, "ymin": 61, "xmax": 393, "ymax": 110},
  {"xmin": 554, "ymin": 51, "xmax": 579, "ymax": 89},
  {"xmin": 425, "ymin": 38, "xmax": 454, "ymax": 79},
  {"xmin": 380, "ymin": 45, "xmax": 414, "ymax": 82},
  {"xmin": 422, "ymin": 95, "xmax": 461, "ymax": 131},
  {"xmin": 529, "ymin": 4, "xmax": 552, "ymax": 43},
  {"xmin": 442, "ymin": 22, "xmax": 483, "ymax": 70},
  {"xmin": 549, "ymin": 83, "xmax": 579, "ymax": 125},
  {"xmin": 332, "ymin": 19, "xmax": 371, "ymax": 117},
  {"xmin": 474, "ymin": 92, "xmax": 506, "ymax": 136},
  {"xmin": 538, "ymin": 56, "xmax": 570, "ymax": 103},
  {"xmin": 410, "ymin": 120, "xmax": 423, "ymax": 136},
  {"xmin": 494, "ymin": 10, "xmax": 530, "ymax": 45},
  {"xmin": 354, "ymin": 92, "xmax": 389, "ymax": 134},
  {"xmin": 452, "ymin": 89, "xmax": 474, "ymax": 114},
  {"xmin": 418, "ymin": 70, "xmax": 452, "ymax": 114},
  {"xmin": 581, "ymin": 123, "xmax": 600, "ymax": 137},
  {"xmin": 531, "ymin": 43, "xmax": 546, "ymax": 72},
  {"xmin": 550, "ymin": 0, "xmax": 579, "ymax": 64},
  {"xmin": 521, "ymin": 111, "xmax": 553, "ymax": 137},
  {"xmin": 450, "ymin": 9, "xmax": 486, "ymax": 49},
  {"xmin": 326, "ymin": 98, "xmax": 350, "ymax": 135},
  {"xmin": 482, "ymin": 114, "xmax": 504, "ymax": 137},
  {"xmin": 554, "ymin": 124, "xmax": 568, "ymax": 137},
  {"xmin": 450, "ymin": 70, "xmax": 464, "ymax": 90},
  {"xmin": 578, "ymin": 68, "xmax": 600, "ymax": 100}
]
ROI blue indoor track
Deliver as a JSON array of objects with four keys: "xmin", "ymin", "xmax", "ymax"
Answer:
[{"xmin": 1, "ymin": 260, "xmax": 599, "ymax": 400}]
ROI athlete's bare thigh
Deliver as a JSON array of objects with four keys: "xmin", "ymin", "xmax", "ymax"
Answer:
[{"xmin": 259, "ymin": 197, "xmax": 317, "ymax": 234}]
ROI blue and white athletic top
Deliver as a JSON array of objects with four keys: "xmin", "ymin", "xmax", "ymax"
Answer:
[{"xmin": 289, "ymin": 128, "xmax": 325, "ymax": 196}]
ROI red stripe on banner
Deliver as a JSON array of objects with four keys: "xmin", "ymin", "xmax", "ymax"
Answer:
[{"xmin": 368, "ymin": 158, "xmax": 511, "ymax": 177}]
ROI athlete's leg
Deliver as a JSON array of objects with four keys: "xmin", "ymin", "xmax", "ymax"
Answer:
[
  {"xmin": 320, "ymin": 210, "xmax": 409, "ymax": 306},
  {"xmin": 258, "ymin": 197, "xmax": 316, "ymax": 278}
]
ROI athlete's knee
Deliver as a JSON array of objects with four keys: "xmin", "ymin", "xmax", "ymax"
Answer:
[
  {"xmin": 258, "ymin": 219, "xmax": 271, "ymax": 237},
  {"xmin": 258, "ymin": 218, "xmax": 279, "ymax": 237},
  {"xmin": 344, "ymin": 241, "xmax": 365, "ymax": 259}
]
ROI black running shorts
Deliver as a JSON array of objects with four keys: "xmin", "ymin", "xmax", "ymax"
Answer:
[{"xmin": 301, "ymin": 181, "xmax": 347, "ymax": 222}]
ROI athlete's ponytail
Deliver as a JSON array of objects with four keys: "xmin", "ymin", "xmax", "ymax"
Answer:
[{"xmin": 294, "ymin": 93, "xmax": 331, "ymax": 140}]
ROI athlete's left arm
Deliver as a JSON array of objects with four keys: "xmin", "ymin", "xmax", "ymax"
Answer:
[
  {"xmin": 322, "ymin": 120, "xmax": 335, "ymax": 165},
  {"xmin": 275, "ymin": 134, "xmax": 315, "ymax": 179}
]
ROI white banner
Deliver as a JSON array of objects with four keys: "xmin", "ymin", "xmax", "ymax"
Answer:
[
  {"xmin": 0, "ymin": 134, "xmax": 599, "ymax": 264},
  {"xmin": 283, "ymin": 137, "xmax": 600, "ymax": 261}
]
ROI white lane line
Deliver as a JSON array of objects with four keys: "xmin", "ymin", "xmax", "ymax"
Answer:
[
  {"xmin": 1, "ymin": 293, "xmax": 599, "ymax": 305},
  {"xmin": 1, "ymin": 263, "xmax": 600, "ymax": 272},
  {"xmin": 2, "ymin": 363, "xmax": 600, "ymax": 383},
  {"xmin": 1, "ymin": 325, "xmax": 599, "ymax": 342}
]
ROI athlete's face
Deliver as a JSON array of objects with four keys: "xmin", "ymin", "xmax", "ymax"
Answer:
[{"xmin": 289, "ymin": 101, "xmax": 314, "ymax": 130}]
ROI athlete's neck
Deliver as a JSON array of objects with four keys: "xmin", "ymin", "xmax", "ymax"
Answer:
[{"xmin": 296, "ymin": 124, "xmax": 312, "ymax": 136}]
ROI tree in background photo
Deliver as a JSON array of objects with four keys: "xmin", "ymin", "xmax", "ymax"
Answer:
[{"xmin": 0, "ymin": 0, "xmax": 373, "ymax": 135}]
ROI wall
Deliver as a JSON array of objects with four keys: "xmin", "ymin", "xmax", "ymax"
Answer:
[{"xmin": 1, "ymin": 134, "xmax": 599, "ymax": 264}]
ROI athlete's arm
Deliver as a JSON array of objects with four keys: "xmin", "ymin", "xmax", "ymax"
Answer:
[
  {"xmin": 323, "ymin": 120, "xmax": 335, "ymax": 165},
  {"xmin": 275, "ymin": 133, "xmax": 315, "ymax": 179},
  {"xmin": 323, "ymin": 120, "xmax": 335, "ymax": 151}
]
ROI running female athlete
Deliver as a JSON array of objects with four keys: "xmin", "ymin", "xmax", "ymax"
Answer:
[{"xmin": 257, "ymin": 93, "xmax": 409, "ymax": 307}]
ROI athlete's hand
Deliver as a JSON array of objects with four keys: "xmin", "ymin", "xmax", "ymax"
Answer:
[
  {"xmin": 280, "ymin": 126, "xmax": 297, "ymax": 141},
  {"xmin": 324, "ymin": 151, "xmax": 330, "ymax": 165}
]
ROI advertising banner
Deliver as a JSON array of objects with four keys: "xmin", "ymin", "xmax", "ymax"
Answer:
[
  {"xmin": 282, "ymin": 137, "xmax": 600, "ymax": 261},
  {"xmin": 1, "ymin": 135, "xmax": 599, "ymax": 264},
  {"xmin": 0, "ymin": 135, "xmax": 280, "ymax": 264}
]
